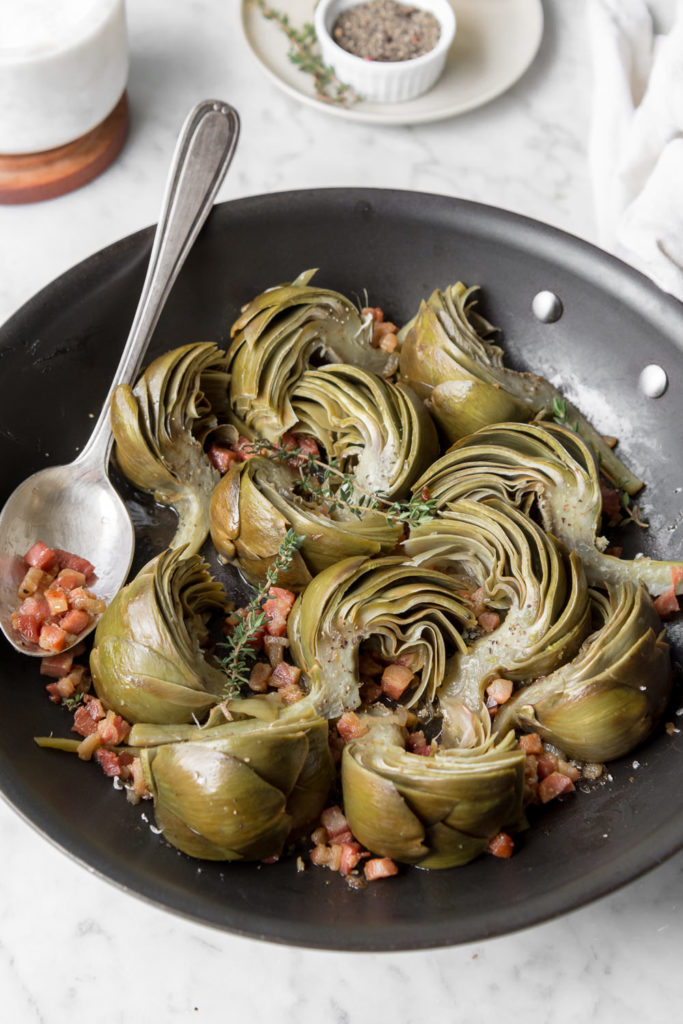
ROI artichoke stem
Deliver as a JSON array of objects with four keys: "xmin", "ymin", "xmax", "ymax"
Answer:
[{"xmin": 168, "ymin": 491, "xmax": 211, "ymax": 556}]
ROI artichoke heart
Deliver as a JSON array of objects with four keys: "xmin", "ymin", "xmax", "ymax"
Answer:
[
  {"xmin": 291, "ymin": 363, "xmax": 438, "ymax": 499},
  {"xmin": 111, "ymin": 342, "xmax": 232, "ymax": 555},
  {"xmin": 415, "ymin": 421, "xmax": 683, "ymax": 597},
  {"xmin": 399, "ymin": 282, "xmax": 642, "ymax": 493},
  {"xmin": 493, "ymin": 583, "xmax": 673, "ymax": 761},
  {"xmin": 209, "ymin": 455, "xmax": 403, "ymax": 589},
  {"xmin": 226, "ymin": 270, "xmax": 397, "ymax": 440},
  {"xmin": 288, "ymin": 555, "xmax": 474, "ymax": 719},
  {"xmin": 90, "ymin": 547, "xmax": 228, "ymax": 724},
  {"xmin": 405, "ymin": 499, "xmax": 592, "ymax": 715},
  {"xmin": 135, "ymin": 698, "xmax": 334, "ymax": 861},
  {"xmin": 342, "ymin": 712, "xmax": 526, "ymax": 868}
]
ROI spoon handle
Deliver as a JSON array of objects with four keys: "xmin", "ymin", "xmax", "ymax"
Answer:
[{"xmin": 77, "ymin": 99, "xmax": 240, "ymax": 468}]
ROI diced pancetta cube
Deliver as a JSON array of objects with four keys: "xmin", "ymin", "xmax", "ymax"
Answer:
[
  {"xmin": 38, "ymin": 623, "xmax": 67, "ymax": 652},
  {"xmin": 364, "ymin": 858, "xmax": 399, "ymax": 881},
  {"xmin": 24, "ymin": 541, "xmax": 57, "ymax": 571},
  {"xmin": 539, "ymin": 772, "xmax": 576, "ymax": 803},
  {"xmin": 380, "ymin": 663, "xmax": 414, "ymax": 700}
]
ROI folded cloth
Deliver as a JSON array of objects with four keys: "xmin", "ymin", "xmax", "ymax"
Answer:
[{"xmin": 587, "ymin": 0, "xmax": 683, "ymax": 301}]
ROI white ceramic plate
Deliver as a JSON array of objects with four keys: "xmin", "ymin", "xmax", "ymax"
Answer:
[{"xmin": 240, "ymin": 0, "xmax": 544, "ymax": 126}]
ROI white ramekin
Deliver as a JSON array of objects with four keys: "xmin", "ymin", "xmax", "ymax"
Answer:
[
  {"xmin": 314, "ymin": 0, "xmax": 456, "ymax": 104},
  {"xmin": 0, "ymin": 0, "xmax": 128, "ymax": 154}
]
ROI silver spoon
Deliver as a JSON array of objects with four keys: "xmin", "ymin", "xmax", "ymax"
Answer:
[{"xmin": 0, "ymin": 99, "xmax": 240, "ymax": 656}]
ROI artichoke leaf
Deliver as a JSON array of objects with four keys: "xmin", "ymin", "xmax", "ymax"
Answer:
[
  {"xmin": 90, "ymin": 644, "xmax": 219, "ymax": 721},
  {"xmin": 399, "ymin": 301, "xmax": 534, "ymax": 440},
  {"xmin": 285, "ymin": 717, "xmax": 336, "ymax": 834},
  {"xmin": 128, "ymin": 694, "xmax": 285, "ymax": 746},
  {"xmin": 143, "ymin": 743, "xmax": 292, "ymax": 861},
  {"xmin": 493, "ymin": 583, "xmax": 673, "ymax": 761},
  {"xmin": 439, "ymin": 696, "xmax": 492, "ymax": 750},
  {"xmin": 405, "ymin": 499, "xmax": 592, "ymax": 710},
  {"xmin": 209, "ymin": 460, "xmax": 312, "ymax": 589},
  {"xmin": 341, "ymin": 712, "xmax": 525, "ymax": 868},
  {"xmin": 398, "ymin": 283, "xmax": 503, "ymax": 373},
  {"xmin": 198, "ymin": 728, "xmax": 310, "ymax": 797},
  {"xmin": 150, "ymin": 800, "xmax": 245, "ymax": 861},
  {"xmin": 399, "ymin": 283, "xmax": 641, "ymax": 492},
  {"xmin": 341, "ymin": 744, "xmax": 429, "ymax": 864},
  {"xmin": 207, "ymin": 459, "xmax": 242, "ymax": 563},
  {"xmin": 291, "ymin": 363, "xmax": 438, "ymax": 499},
  {"xmin": 288, "ymin": 556, "xmax": 473, "ymax": 719},
  {"xmin": 111, "ymin": 342, "xmax": 231, "ymax": 554},
  {"xmin": 91, "ymin": 548, "xmax": 227, "ymax": 724},
  {"xmin": 227, "ymin": 271, "xmax": 396, "ymax": 441},
  {"xmin": 210, "ymin": 456, "xmax": 401, "ymax": 590},
  {"xmin": 110, "ymin": 384, "xmax": 179, "ymax": 498},
  {"xmin": 260, "ymin": 467, "xmax": 401, "ymax": 573},
  {"xmin": 419, "ymin": 823, "xmax": 490, "ymax": 869},
  {"xmin": 138, "ymin": 697, "xmax": 333, "ymax": 860},
  {"xmin": 428, "ymin": 374, "xmax": 534, "ymax": 441},
  {"xmin": 414, "ymin": 422, "xmax": 683, "ymax": 597}
]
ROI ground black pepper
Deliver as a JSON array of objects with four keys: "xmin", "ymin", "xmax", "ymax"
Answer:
[{"xmin": 332, "ymin": 0, "xmax": 441, "ymax": 62}]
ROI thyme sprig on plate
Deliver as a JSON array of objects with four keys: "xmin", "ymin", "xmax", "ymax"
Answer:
[
  {"xmin": 250, "ymin": 0, "xmax": 362, "ymax": 105},
  {"xmin": 241, "ymin": 437, "xmax": 438, "ymax": 526},
  {"xmin": 218, "ymin": 528, "xmax": 305, "ymax": 700}
]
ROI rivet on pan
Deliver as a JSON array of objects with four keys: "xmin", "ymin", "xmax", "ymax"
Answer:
[
  {"xmin": 639, "ymin": 364, "xmax": 668, "ymax": 398},
  {"xmin": 532, "ymin": 291, "xmax": 563, "ymax": 323}
]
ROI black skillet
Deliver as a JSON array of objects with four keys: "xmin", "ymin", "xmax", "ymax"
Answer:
[{"xmin": 1, "ymin": 189, "xmax": 682, "ymax": 950}]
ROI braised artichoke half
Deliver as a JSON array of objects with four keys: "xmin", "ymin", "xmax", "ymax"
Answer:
[
  {"xmin": 342, "ymin": 711, "xmax": 525, "ymax": 868},
  {"xmin": 209, "ymin": 455, "xmax": 403, "ymax": 589},
  {"xmin": 226, "ymin": 270, "xmax": 397, "ymax": 440},
  {"xmin": 415, "ymin": 421, "xmax": 683, "ymax": 597},
  {"xmin": 90, "ymin": 547, "xmax": 228, "ymax": 725},
  {"xmin": 111, "ymin": 342, "xmax": 232, "ymax": 555},
  {"xmin": 398, "ymin": 282, "xmax": 642, "ymax": 493},
  {"xmin": 290, "ymin": 363, "xmax": 438, "ymax": 499},
  {"xmin": 288, "ymin": 555, "xmax": 474, "ymax": 719},
  {"xmin": 130, "ymin": 698, "xmax": 334, "ymax": 860},
  {"xmin": 493, "ymin": 583, "xmax": 672, "ymax": 761},
  {"xmin": 404, "ymin": 499, "xmax": 591, "ymax": 718}
]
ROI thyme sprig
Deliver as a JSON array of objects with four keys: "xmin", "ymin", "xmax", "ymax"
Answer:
[
  {"xmin": 619, "ymin": 491, "xmax": 649, "ymax": 529},
  {"xmin": 241, "ymin": 438, "xmax": 437, "ymax": 526},
  {"xmin": 250, "ymin": 0, "xmax": 362, "ymax": 106},
  {"xmin": 61, "ymin": 692, "xmax": 86, "ymax": 712},
  {"xmin": 218, "ymin": 528, "xmax": 305, "ymax": 700},
  {"xmin": 552, "ymin": 397, "xmax": 579, "ymax": 432}
]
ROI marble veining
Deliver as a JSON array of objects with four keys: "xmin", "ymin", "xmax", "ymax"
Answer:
[{"xmin": 1, "ymin": 1, "xmax": 683, "ymax": 1021}]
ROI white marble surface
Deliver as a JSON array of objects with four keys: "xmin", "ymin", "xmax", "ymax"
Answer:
[{"xmin": 1, "ymin": 1, "xmax": 682, "ymax": 1020}]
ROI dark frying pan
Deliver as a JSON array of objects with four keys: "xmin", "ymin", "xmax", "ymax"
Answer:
[{"xmin": 1, "ymin": 188, "xmax": 682, "ymax": 951}]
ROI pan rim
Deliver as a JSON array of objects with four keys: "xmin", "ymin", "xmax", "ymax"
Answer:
[{"xmin": 1, "ymin": 186, "xmax": 682, "ymax": 951}]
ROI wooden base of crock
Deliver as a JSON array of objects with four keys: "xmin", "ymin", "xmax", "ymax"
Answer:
[{"xmin": 0, "ymin": 92, "xmax": 129, "ymax": 205}]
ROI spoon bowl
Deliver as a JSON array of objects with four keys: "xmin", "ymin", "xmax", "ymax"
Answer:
[
  {"xmin": 0, "ymin": 459, "xmax": 134, "ymax": 655},
  {"xmin": 0, "ymin": 99, "xmax": 240, "ymax": 656}
]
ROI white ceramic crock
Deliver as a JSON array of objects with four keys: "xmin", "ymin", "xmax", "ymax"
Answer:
[{"xmin": 0, "ymin": 0, "xmax": 128, "ymax": 154}]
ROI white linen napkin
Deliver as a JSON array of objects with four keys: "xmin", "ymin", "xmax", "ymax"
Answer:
[{"xmin": 587, "ymin": 0, "xmax": 683, "ymax": 301}]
